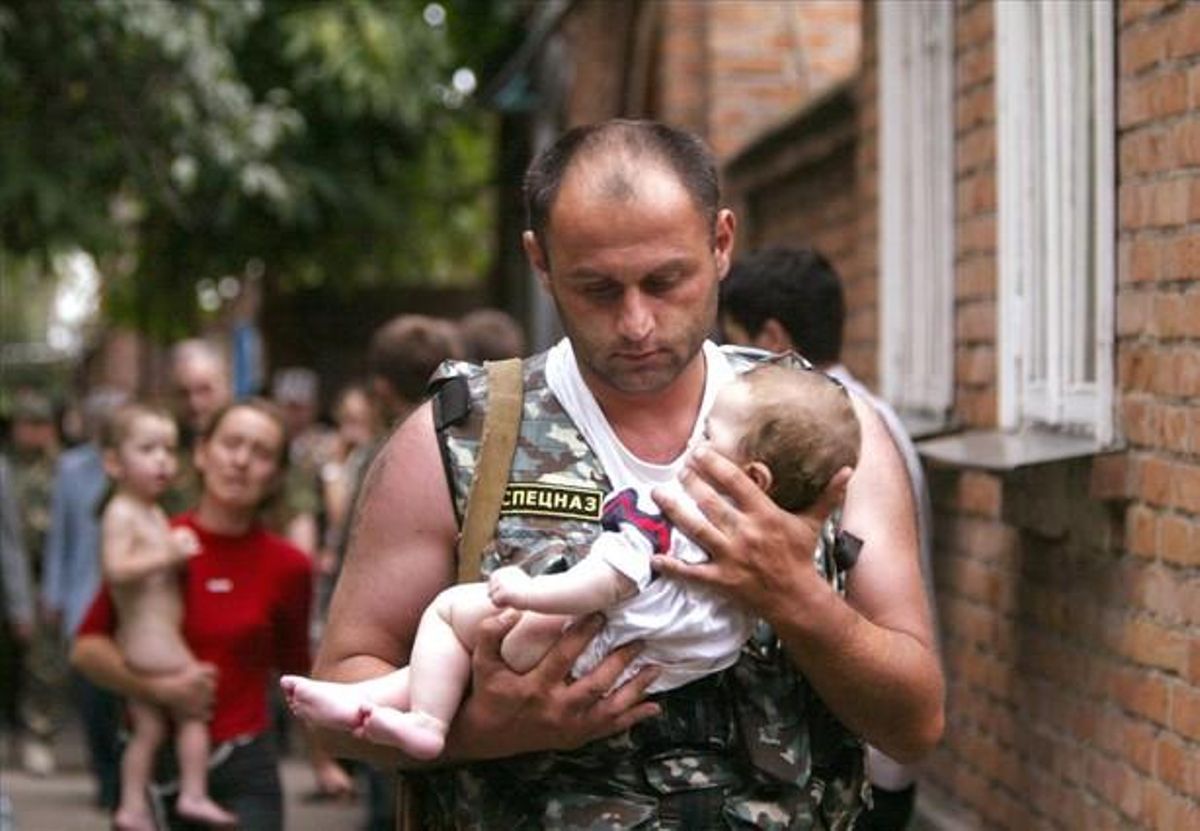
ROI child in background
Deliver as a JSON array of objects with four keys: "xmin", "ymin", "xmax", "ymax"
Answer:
[
  {"xmin": 283, "ymin": 364, "xmax": 860, "ymax": 761},
  {"xmin": 99, "ymin": 404, "xmax": 236, "ymax": 830}
]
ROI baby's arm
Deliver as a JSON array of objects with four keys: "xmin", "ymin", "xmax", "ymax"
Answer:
[
  {"xmin": 101, "ymin": 501, "xmax": 195, "ymax": 586},
  {"xmin": 489, "ymin": 556, "xmax": 636, "ymax": 615}
]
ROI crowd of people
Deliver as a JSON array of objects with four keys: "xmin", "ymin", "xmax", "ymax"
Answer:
[
  {"xmin": 0, "ymin": 309, "xmax": 525, "ymax": 830},
  {"xmin": 1, "ymin": 117, "xmax": 942, "ymax": 831}
]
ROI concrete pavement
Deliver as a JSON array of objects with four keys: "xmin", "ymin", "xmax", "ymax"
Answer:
[{"xmin": 1, "ymin": 726, "xmax": 365, "ymax": 831}]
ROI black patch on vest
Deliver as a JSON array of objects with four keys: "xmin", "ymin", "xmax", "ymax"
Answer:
[
  {"xmin": 500, "ymin": 482, "xmax": 603, "ymax": 521},
  {"xmin": 432, "ymin": 376, "xmax": 470, "ymax": 429}
]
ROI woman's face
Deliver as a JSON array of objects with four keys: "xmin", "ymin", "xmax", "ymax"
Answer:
[{"xmin": 194, "ymin": 406, "xmax": 285, "ymax": 511}]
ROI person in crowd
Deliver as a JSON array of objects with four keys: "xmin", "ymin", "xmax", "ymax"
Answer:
[
  {"xmin": 7, "ymin": 389, "xmax": 63, "ymax": 776},
  {"xmin": 41, "ymin": 386, "xmax": 129, "ymax": 811},
  {"xmin": 315, "ymin": 383, "xmax": 381, "ymax": 622},
  {"xmin": 311, "ymin": 119, "xmax": 943, "ymax": 827},
  {"xmin": 72, "ymin": 399, "xmax": 353, "ymax": 830},
  {"xmin": 266, "ymin": 366, "xmax": 333, "ymax": 557},
  {"xmin": 99, "ymin": 403, "xmax": 237, "ymax": 830},
  {"xmin": 283, "ymin": 363, "xmax": 860, "ymax": 762},
  {"xmin": 328, "ymin": 315, "xmax": 464, "ymax": 831},
  {"xmin": 720, "ymin": 244, "xmax": 940, "ymax": 831},
  {"xmin": 366, "ymin": 315, "xmax": 464, "ymax": 425},
  {"xmin": 164, "ymin": 339, "xmax": 234, "ymax": 515},
  {"xmin": 457, "ymin": 308, "xmax": 527, "ymax": 362},
  {"xmin": 0, "ymin": 453, "xmax": 35, "ymax": 764}
]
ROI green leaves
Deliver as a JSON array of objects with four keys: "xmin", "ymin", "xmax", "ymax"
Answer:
[{"xmin": 0, "ymin": 0, "xmax": 517, "ymax": 339}]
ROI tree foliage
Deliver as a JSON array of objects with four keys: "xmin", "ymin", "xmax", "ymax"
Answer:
[{"xmin": 0, "ymin": 0, "xmax": 522, "ymax": 339}]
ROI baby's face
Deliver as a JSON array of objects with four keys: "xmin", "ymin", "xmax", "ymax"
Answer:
[{"xmin": 697, "ymin": 381, "xmax": 753, "ymax": 462}]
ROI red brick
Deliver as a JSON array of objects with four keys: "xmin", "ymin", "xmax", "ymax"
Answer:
[
  {"xmin": 1111, "ymin": 666, "xmax": 1170, "ymax": 724},
  {"xmin": 1168, "ymin": 2, "xmax": 1200, "ymax": 58},
  {"xmin": 1173, "ymin": 119, "xmax": 1200, "ymax": 166},
  {"xmin": 1170, "ymin": 460, "xmax": 1200, "ymax": 513},
  {"xmin": 1119, "ymin": 616, "xmax": 1188, "ymax": 674},
  {"xmin": 1123, "ymin": 23, "xmax": 1170, "ymax": 74},
  {"xmin": 1125, "ymin": 503, "xmax": 1158, "ymax": 557},
  {"xmin": 1191, "ymin": 177, "xmax": 1200, "ymax": 220},
  {"xmin": 1128, "ymin": 236, "xmax": 1156, "ymax": 282},
  {"xmin": 1161, "ymin": 404, "xmax": 1192, "ymax": 453},
  {"xmin": 1156, "ymin": 733, "xmax": 1191, "ymax": 792},
  {"xmin": 1160, "ymin": 513, "xmax": 1199, "ymax": 565},
  {"xmin": 1121, "ymin": 0, "xmax": 1174, "ymax": 27},
  {"xmin": 1126, "ymin": 562, "xmax": 1186, "ymax": 622},
  {"xmin": 955, "ymin": 298, "xmax": 995, "ymax": 342},
  {"xmin": 1170, "ymin": 683, "xmax": 1200, "ymax": 741},
  {"xmin": 1139, "ymin": 455, "xmax": 1173, "ymax": 505},
  {"xmin": 1163, "ymin": 231, "xmax": 1200, "ymax": 280},
  {"xmin": 1117, "ymin": 290, "xmax": 1152, "ymax": 336}
]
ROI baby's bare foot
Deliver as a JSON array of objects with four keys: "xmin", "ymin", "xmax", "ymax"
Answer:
[
  {"xmin": 176, "ymin": 793, "xmax": 238, "ymax": 827},
  {"xmin": 357, "ymin": 705, "xmax": 447, "ymax": 760},
  {"xmin": 280, "ymin": 675, "xmax": 367, "ymax": 731}
]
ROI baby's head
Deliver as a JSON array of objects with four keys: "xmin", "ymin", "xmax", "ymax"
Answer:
[
  {"xmin": 704, "ymin": 364, "xmax": 860, "ymax": 512},
  {"xmin": 102, "ymin": 402, "xmax": 180, "ymax": 500}
]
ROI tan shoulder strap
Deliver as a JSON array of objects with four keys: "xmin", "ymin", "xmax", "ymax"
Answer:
[
  {"xmin": 456, "ymin": 357, "xmax": 523, "ymax": 584},
  {"xmin": 396, "ymin": 358, "xmax": 524, "ymax": 831}
]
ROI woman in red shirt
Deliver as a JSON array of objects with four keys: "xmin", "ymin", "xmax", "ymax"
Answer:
[{"xmin": 72, "ymin": 399, "xmax": 351, "ymax": 830}]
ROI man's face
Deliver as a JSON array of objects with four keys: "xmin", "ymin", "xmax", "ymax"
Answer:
[
  {"xmin": 526, "ymin": 165, "xmax": 734, "ymax": 397},
  {"xmin": 172, "ymin": 358, "xmax": 231, "ymax": 435}
]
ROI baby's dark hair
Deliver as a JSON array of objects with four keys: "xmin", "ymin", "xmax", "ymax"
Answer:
[
  {"xmin": 735, "ymin": 365, "xmax": 860, "ymax": 512},
  {"xmin": 101, "ymin": 402, "xmax": 176, "ymax": 451}
]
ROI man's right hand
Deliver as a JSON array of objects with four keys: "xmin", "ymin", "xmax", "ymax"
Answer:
[
  {"xmin": 149, "ymin": 661, "xmax": 217, "ymax": 721},
  {"xmin": 443, "ymin": 611, "xmax": 661, "ymax": 761}
]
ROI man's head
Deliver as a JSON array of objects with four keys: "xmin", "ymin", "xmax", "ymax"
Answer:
[
  {"xmin": 703, "ymin": 364, "xmax": 859, "ymax": 512},
  {"xmin": 720, "ymin": 246, "xmax": 845, "ymax": 367},
  {"xmin": 169, "ymin": 339, "xmax": 233, "ymax": 438},
  {"xmin": 271, "ymin": 367, "xmax": 321, "ymax": 439},
  {"xmin": 366, "ymin": 314, "xmax": 463, "ymax": 422},
  {"xmin": 458, "ymin": 309, "xmax": 527, "ymax": 363},
  {"xmin": 521, "ymin": 119, "xmax": 735, "ymax": 396},
  {"xmin": 8, "ymin": 389, "xmax": 57, "ymax": 454}
]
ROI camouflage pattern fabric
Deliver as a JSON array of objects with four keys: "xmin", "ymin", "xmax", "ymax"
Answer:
[
  {"xmin": 416, "ymin": 347, "xmax": 867, "ymax": 830},
  {"xmin": 11, "ymin": 448, "xmax": 67, "ymax": 744}
]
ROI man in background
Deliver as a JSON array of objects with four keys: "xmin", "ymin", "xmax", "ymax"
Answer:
[
  {"xmin": 720, "ymin": 245, "xmax": 938, "ymax": 831},
  {"xmin": 41, "ymin": 386, "xmax": 129, "ymax": 809}
]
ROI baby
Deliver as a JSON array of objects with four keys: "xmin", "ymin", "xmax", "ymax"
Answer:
[
  {"xmin": 100, "ymin": 404, "xmax": 236, "ymax": 830},
  {"xmin": 282, "ymin": 363, "xmax": 860, "ymax": 760}
]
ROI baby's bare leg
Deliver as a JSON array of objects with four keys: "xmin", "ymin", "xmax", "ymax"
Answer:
[
  {"xmin": 358, "ymin": 583, "xmax": 495, "ymax": 759},
  {"xmin": 280, "ymin": 669, "xmax": 412, "ymax": 732},
  {"xmin": 175, "ymin": 718, "xmax": 237, "ymax": 826},
  {"xmin": 114, "ymin": 700, "xmax": 167, "ymax": 831},
  {"xmin": 500, "ymin": 612, "xmax": 573, "ymax": 673}
]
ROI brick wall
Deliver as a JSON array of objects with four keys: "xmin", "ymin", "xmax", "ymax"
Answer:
[
  {"xmin": 707, "ymin": 0, "xmax": 860, "ymax": 160},
  {"xmin": 913, "ymin": 1, "xmax": 1200, "ymax": 827}
]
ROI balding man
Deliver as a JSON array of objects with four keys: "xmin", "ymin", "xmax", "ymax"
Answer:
[{"xmin": 314, "ymin": 120, "xmax": 943, "ymax": 828}]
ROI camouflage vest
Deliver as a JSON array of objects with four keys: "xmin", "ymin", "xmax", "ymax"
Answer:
[{"xmin": 418, "ymin": 346, "xmax": 867, "ymax": 830}]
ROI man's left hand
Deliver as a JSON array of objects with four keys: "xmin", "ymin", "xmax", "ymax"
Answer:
[{"xmin": 650, "ymin": 445, "xmax": 852, "ymax": 615}]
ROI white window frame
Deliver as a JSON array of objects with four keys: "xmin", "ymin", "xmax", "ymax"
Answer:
[
  {"xmin": 878, "ymin": 0, "xmax": 956, "ymax": 426},
  {"xmin": 996, "ymin": 0, "xmax": 1115, "ymax": 443}
]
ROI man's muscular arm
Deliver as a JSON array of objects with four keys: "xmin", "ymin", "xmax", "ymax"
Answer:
[
  {"xmin": 311, "ymin": 402, "xmax": 658, "ymax": 768},
  {"xmin": 652, "ymin": 395, "xmax": 944, "ymax": 762}
]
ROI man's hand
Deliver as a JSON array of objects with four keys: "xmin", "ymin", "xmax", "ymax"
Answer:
[
  {"xmin": 444, "ymin": 611, "xmax": 661, "ymax": 761},
  {"xmin": 651, "ymin": 445, "xmax": 852, "ymax": 617},
  {"xmin": 487, "ymin": 566, "xmax": 533, "ymax": 608},
  {"xmin": 147, "ymin": 661, "xmax": 217, "ymax": 721}
]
